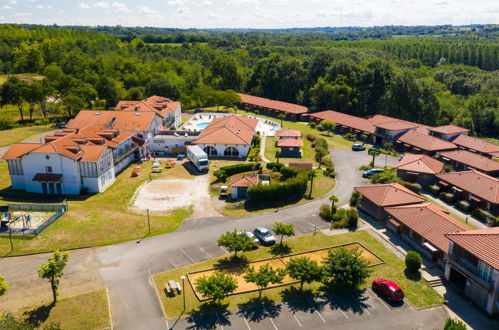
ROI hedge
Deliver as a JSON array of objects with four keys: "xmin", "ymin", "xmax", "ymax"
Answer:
[
  {"xmin": 266, "ymin": 162, "xmax": 284, "ymax": 171},
  {"xmin": 473, "ymin": 208, "xmax": 498, "ymax": 224},
  {"xmin": 456, "ymin": 200, "xmax": 473, "ymax": 212},
  {"xmin": 220, "ymin": 163, "xmax": 261, "ymax": 176},
  {"xmin": 427, "ymin": 184, "xmax": 441, "ymax": 195},
  {"xmin": 280, "ymin": 166, "xmax": 299, "ymax": 179},
  {"xmin": 247, "ymin": 172, "xmax": 308, "ymax": 202},
  {"xmin": 440, "ymin": 192, "xmax": 455, "ymax": 203},
  {"xmin": 404, "ymin": 182, "xmax": 422, "ymax": 194}
]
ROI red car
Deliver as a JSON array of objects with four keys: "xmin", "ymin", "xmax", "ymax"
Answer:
[{"xmin": 372, "ymin": 279, "xmax": 404, "ymax": 302}]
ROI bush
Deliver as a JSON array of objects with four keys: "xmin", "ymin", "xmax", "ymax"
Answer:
[
  {"xmin": 331, "ymin": 208, "xmax": 349, "ymax": 229},
  {"xmin": 0, "ymin": 114, "xmax": 16, "ymax": 130},
  {"xmin": 347, "ymin": 208, "xmax": 359, "ymax": 228},
  {"xmin": 220, "ymin": 163, "xmax": 261, "ymax": 176},
  {"xmin": 473, "ymin": 208, "xmax": 498, "ymax": 224},
  {"xmin": 266, "ymin": 162, "xmax": 284, "ymax": 172},
  {"xmin": 344, "ymin": 133, "xmax": 355, "ymax": 141},
  {"xmin": 280, "ymin": 166, "xmax": 298, "ymax": 179},
  {"xmin": 315, "ymin": 138, "xmax": 328, "ymax": 149},
  {"xmin": 247, "ymin": 147, "xmax": 260, "ymax": 162},
  {"xmin": 405, "ymin": 251, "xmax": 422, "ymax": 272},
  {"xmin": 247, "ymin": 172, "xmax": 308, "ymax": 202},
  {"xmin": 350, "ymin": 190, "xmax": 361, "ymax": 206},
  {"xmin": 359, "ymin": 164, "xmax": 372, "ymax": 171},
  {"xmin": 440, "ymin": 192, "xmax": 455, "ymax": 203},
  {"xmin": 324, "ymin": 166, "xmax": 335, "ymax": 178},
  {"xmin": 444, "ymin": 318, "xmax": 467, "ymax": 330},
  {"xmin": 309, "ymin": 121, "xmax": 317, "ymax": 129},
  {"xmin": 34, "ymin": 118, "xmax": 50, "ymax": 125},
  {"xmin": 319, "ymin": 204, "xmax": 333, "ymax": 220},
  {"xmin": 371, "ymin": 171, "xmax": 399, "ymax": 184},
  {"xmin": 428, "ymin": 184, "xmax": 441, "ymax": 195},
  {"xmin": 456, "ymin": 200, "xmax": 473, "ymax": 212},
  {"xmin": 404, "ymin": 182, "xmax": 422, "ymax": 194},
  {"xmin": 306, "ymin": 133, "xmax": 317, "ymax": 142}
]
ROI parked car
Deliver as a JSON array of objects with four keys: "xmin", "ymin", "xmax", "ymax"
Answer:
[
  {"xmin": 152, "ymin": 161, "xmax": 162, "ymax": 173},
  {"xmin": 253, "ymin": 227, "xmax": 276, "ymax": 246},
  {"xmin": 239, "ymin": 231, "xmax": 259, "ymax": 249},
  {"xmin": 352, "ymin": 143, "xmax": 366, "ymax": 151},
  {"xmin": 220, "ymin": 186, "xmax": 228, "ymax": 198},
  {"xmin": 368, "ymin": 147, "xmax": 380, "ymax": 154},
  {"xmin": 362, "ymin": 168, "xmax": 384, "ymax": 178},
  {"xmin": 372, "ymin": 279, "xmax": 404, "ymax": 302}
]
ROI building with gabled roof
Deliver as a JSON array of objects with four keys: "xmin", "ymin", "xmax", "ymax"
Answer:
[
  {"xmin": 445, "ymin": 227, "xmax": 499, "ymax": 315},
  {"xmin": 452, "ymin": 135, "xmax": 499, "ymax": 159},
  {"xmin": 428, "ymin": 125, "xmax": 469, "ymax": 141},
  {"xmin": 438, "ymin": 150, "xmax": 499, "ymax": 177},
  {"xmin": 354, "ymin": 183, "xmax": 426, "ymax": 221},
  {"xmin": 237, "ymin": 93, "xmax": 310, "ymax": 120},
  {"xmin": 395, "ymin": 153, "xmax": 444, "ymax": 185},
  {"xmin": 308, "ymin": 110, "xmax": 375, "ymax": 140},
  {"xmin": 395, "ymin": 130, "xmax": 457, "ymax": 155},
  {"xmin": 385, "ymin": 202, "xmax": 470, "ymax": 266},
  {"xmin": 115, "ymin": 95, "xmax": 182, "ymax": 129},
  {"xmin": 193, "ymin": 115, "xmax": 258, "ymax": 158},
  {"xmin": 229, "ymin": 174, "xmax": 259, "ymax": 199},
  {"xmin": 277, "ymin": 129, "xmax": 301, "ymax": 138}
]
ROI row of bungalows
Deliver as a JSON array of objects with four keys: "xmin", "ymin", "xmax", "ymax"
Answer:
[
  {"xmin": 237, "ymin": 93, "xmax": 310, "ymax": 120},
  {"xmin": 353, "ymin": 183, "xmax": 499, "ymax": 315}
]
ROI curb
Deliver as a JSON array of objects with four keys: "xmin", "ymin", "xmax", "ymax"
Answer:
[{"xmin": 0, "ymin": 245, "xmax": 94, "ymax": 259}]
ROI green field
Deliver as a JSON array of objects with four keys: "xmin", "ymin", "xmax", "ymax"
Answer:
[
  {"xmin": 153, "ymin": 231, "xmax": 444, "ymax": 317},
  {"xmin": 0, "ymin": 124, "xmax": 54, "ymax": 147}
]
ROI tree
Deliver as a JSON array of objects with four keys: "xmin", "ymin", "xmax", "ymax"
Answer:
[
  {"xmin": 321, "ymin": 120, "xmax": 336, "ymax": 136},
  {"xmin": 368, "ymin": 148, "xmax": 380, "ymax": 167},
  {"xmin": 244, "ymin": 264, "xmax": 286, "ymax": 298},
  {"xmin": 308, "ymin": 170, "xmax": 317, "ymax": 199},
  {"xmin": 405, "ymin": 251, "xmax": 422, "ymax": 272},
  {"xmin": 194, "ymin": 272, "xmax": 238, "ymax": 302},
  {"xmin": 37, "ymin": 250, "xmax": 70, "ymax": 304},
  {"xmin": 444, "ymin": 318, "xmax": 467, "ymax": 330},
  {"xmin": 96, "ymin": 77, "xmax": 120, "ymax": 108},
  {"xmin": 62, "ymin": 94, "xmax": 85, "ymax": 117},
  {"xmin": 360, "ymin": 134, "xmax": 368, "ymax": 145},
  {"xmin": 315, "ymin": 147, "xmax": 328, "ymax": 168},
  {"xmin": 272, "ymin": 222, "xmax": 295, "ymax": 245},
  {"xmin": 217, "ymin": 229, "xmax": 254, "ymax": 257},
  {"xmin": 278, "ymin": 113, "xmax": 285, "ymax": 126},
  {"xmin": 211, "ymin": 56, "xmax": 243, "ymax": 91},
  {"xmin": 275, "ymin": 150, "xmax": 280, "ymax": 164},
  {"xmin": 0, "ymin": 312, "xmax": 61, "ymax": 330},
  {"xmin": 286, "ymin": 256, "xmax": 323, "ymax": 291},
  {"xmin": 146, "ymin": 77, "xmax": 181, "ymax": 100},
  {"xmin": 329, "ymin": 195, "xmax": 339, "ymax": 210},
  {"xmin": 0, "ymin": 276, "xmax": 7, "ymax": 296},
  {"xmin": 0, "ymin": 77, "xmax": 26, "ymax": 122},
  {"xmin": 322, "ymin": 247, "xmax": 371, "ymax": 288}
]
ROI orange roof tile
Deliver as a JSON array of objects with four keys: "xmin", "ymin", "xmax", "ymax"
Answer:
[
  {"xmin": 277, "ymin": 139, "xmax": 304, "ymax": 147},
  {"xmin": 438, "ymin": 150, "xmax": 499, "ymax": 173},
  {"xmin": 386, "ymin": 203, "xmax": 471, "ymax": 251},
  {"xmin": 229, "ymin": 174, "xmax": 259, "ymax": 187},
  {"xmin": 436, "ymin": 170, "xmax": 499, "ymax": 204},
  {"xmin": 354, "ymin": 183, "xmax": 425, "ymax": 207},
  {"xmin": 446, "ymin": 227, "xmax": 499, "ymax": 269},
  {"xmin": 367, "ymin": 115, "xmax": 431, "ymax": 135},
  {"xmin": 397, "ymin": 130, "xmax": 457, "ymax": 152},
  {"xmin": 374, "ymin": 120, "xmax": 418, "ymax": 131},
  {"xmin": 277, "ymin": 129, "xmax": 301, "ymax": 137},
  {"xmin": 395, "ymin": 154, "xmax": 444, "ymax": 174},
  {"xmin": 2, "ymin": 143, "xmax": 44, "ymax": 160},
  {"xmin": 289, "ymin": 162, "xmax": 313, "ymax": 170},
  {"xmin": 309, "ymin": 110, "xmax": 375, "ymax": 134},
  {"xmin": 452, "ymin": 135, "xmax": 499, "ymax": 156},
  {"xmin": 238, "ymin": 93, "xmax": 309, "ymax": 114},
  {"xmin": 67, "ymin": 110, "xmax": 156, "ymax": 132},
  {"xmin": 194, "ymin": 116, "xmax": 258, "ymax": 145},
  {"xmin": 428, "ymin": 125, "xmax": 469, "ymax": 135}
]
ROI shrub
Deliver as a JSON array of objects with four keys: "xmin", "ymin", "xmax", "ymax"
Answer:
[
  {"xmin": 306, "ymin": 133, "xmax": 317, "ymax": 142},
  {"xmin": 324, "ymin": 166, "xmax": 335, "ymax": 178},
  {"xmin": 321, "ymin": 156, "xmax": 333, "ymax": 168},
  {"xmin": 444, "ymin": 318, "xmax": 467, "ymax": 330},
  {"xmin": 251, "ymin": 134, "xmax": 261, "ymax": 147},
  {"xmin": 405, "ymin": 251, "xmax": 422, "ymax": 272},
  {"xmin": 347, "ymin": 208, "xmax": 359, "ymax": 228},
  {"xmin": 247, "ymin": 147, "xmax": 260, "ymax": 162},
  {"xmin": 331, "ymin": 208, "xmax": 349, "ymax": 228},
  {"xmin": 214, "ymin": 170, "xmax": 227, "ymax": 181},
  {"xmin": 247, "ymin": 172, "xmax": 308, "ymax": 202},
  {"xmin": 280, "ymin": 166, "xmax": 298, "ymax": 179},
  {"xmin": 473, "ymin": 208, "xmax": 497, "ymax": 224},
  {"xmin": 440, "ymin": 192, "xmax": 455, "ymax": 203},
  {"xmin": 428, "ymin": 184, "xmax": 441, "ymax": 195},
  {"xmin": 371, "ymin": 171, "xmax": 399, "ymax": 184},
  {"xmin": 266, "ymin": 162, "xmax": 284, "ymax": 172},
  {"xmin": 344, "ymin": 133, "xmax": 355, "ymax": 141},
  {"xmin": 359, "ymin": 164, "xmax": 372, "ymax": 171},
  {"xmin": 220, "ymin": 163, "xmax": 261, "ymax": 176},
  {"xmin": 34, "ymin": 118, "xmax": 50, "ymax": 125},
  {"xmin": 315, "ymin": 138, "xmax": 328, "ymax": 149},
  {"xmin": 456, "ymin": 200, "xmax": 473, "ymax": 212},
  {"xmin": 350, "ymin": 190, "xmax": 361, "ymax": 206},
  {"xmin": 404, "ymin": 182, "xmax": 422, "ymax": 194},
  {"xmin": 309, "ymin": 121, "xmax": 317, "ymax": 129},
  {"xmin": 0, "ymin": 114, "xmax": 16, "ymax": 130},
  {"xmin": 319, "ymin": 204, "xmax": 333, "ymax": 220}
]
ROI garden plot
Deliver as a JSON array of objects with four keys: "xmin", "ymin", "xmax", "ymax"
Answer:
[{"xmin": 132, "ymin": 177, "xmax": 211, "ymax": 212}]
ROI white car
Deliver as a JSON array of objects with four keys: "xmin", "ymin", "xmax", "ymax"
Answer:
[{"xmin": 238, "ymin": 231, "xmax": 260, "ymax": 248}]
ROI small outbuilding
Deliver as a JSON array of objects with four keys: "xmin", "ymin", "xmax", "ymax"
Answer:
[
  {"xmin": 395, "ymin": 153, "xmax": 444, "ymax": 185},
  {"xmin": 277, "ymin": 129, "xmax": 301, "ymax": 139},
  {"xmin": 277, "ymin": 138, "xmax": 303, "ymax": 157},
  {"xmin": 229, "ymin": 174, "xmax": 259, "ymax": 199}
]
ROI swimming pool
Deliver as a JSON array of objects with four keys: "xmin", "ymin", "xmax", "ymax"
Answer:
[{"xmin": 195, "ymin": 122, "xmax": 210, "ymax": 129}]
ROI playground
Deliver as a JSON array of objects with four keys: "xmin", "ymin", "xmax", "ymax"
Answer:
[{"xmin": 0, "ymin": 203, "xmax": 66, "ymax": 236}]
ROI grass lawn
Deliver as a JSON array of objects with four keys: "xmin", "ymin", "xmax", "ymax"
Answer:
[
  {"xmin": 153, "ymin": 231, "xmax": 444, "ymax": 318},
  {"xmin": 0, "ymin": 124, "xmax": 54, "ymax": 147},
  {"xmin": 0, "ymin": 160, "xmax": 193, "ymax": 256},
  {"xmin": 481, "ymin": 137, "xmax": 499, "ymax": 145},
  {"xmin": 13, "ymin": 289, "xmax": 110, "ymax": 329},
  {"xmin": 264, "ymin": 136, "xmax": 319, "ymax": 167}
]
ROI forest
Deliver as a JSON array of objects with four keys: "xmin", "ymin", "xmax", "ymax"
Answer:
[{"xmin": 0, "ymin": 24, "xmax": 497, "ymax": 138}]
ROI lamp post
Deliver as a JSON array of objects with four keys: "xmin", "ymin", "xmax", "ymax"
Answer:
[
  {"xmin": 147, "ymin": 209, "xmax": 151, "ymax": 234},
  {"xmin": 181, "ymin": 275, "xmax": 186, "ymax": 311}
]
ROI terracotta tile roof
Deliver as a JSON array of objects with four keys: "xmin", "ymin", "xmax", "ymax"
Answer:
[
  {"xmin": 368, "ymin": 115, "xmax": 431, "ymax": 135},
  {"xmin": 194, "ymin": 116, "xmax": 258, "ymax": 145},
  {"xmin": 354, "ymin": 183, "xmax": 426, "ymax": 207},
  {"xmin": 238, "ymin": 93, "xmax": 309, "ymax": 114},
  {"xmin": 67, "ymin": 110, "xmax": 156, "ymax": 132},
  {"xmin": 114, "ymin": 100, "xmax": 139, "ymax": 110},
  {"xmin": 116, "ymin": 96, "xmax": 180, "ymax": 118},
  {"xmin": 386, "ymin": 203, "xmax": 471, "ymax": 252},
  {"xmin": 289, "ymin": 162, "xmax": 313, "ymax": 170},
  {"xmin": 229, "ymin": 174, "xmax": 259, "ymax": 187},
  {"xmin": 428, "ymin": 125, "xmax": 469, "ymax": 135},
  {"xmin": 308, "ymin": 110, "xmax": 375, "ymax": 134},
  {"xmin": 446, "ymin": 227, "xmax": 499, "ymax": 269},
  {"xmin": 277, "ymin": 129, "xmax": 301, "ymax": 137},
  {"xmin": 397, "ymin": 130, "xmax": 457, "ymax": 152},
  {"xmin": 79, "ymin": 145, "xmax": 107, "ymax": 162},
  {"xmin": 436, "ymin": 170, "xmax": 499, "ymax": 204},
  {"xmin": 2, "ymin": 143, "xmax": 44, "ymax": 160},
  {"xmin": 277, "ymin": 139, "xmax": 304, "ymax": 147},
  {"xmin": 438, "ymin": 150, "xmax": 499, "ymax": 173},
  {"xmin": 373, "ymin": 120, "xmax": 418, "ymax": 131},
  {"xmin": 395, "ymin": 154, "xmax": 444, "ymax": 174},
  {"xmin": 452, "ymin": 135, "xmax": 499, "ymax": 156}
]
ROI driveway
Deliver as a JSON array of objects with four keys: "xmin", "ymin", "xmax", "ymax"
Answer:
[{"xmin": 168, "ymin": 289, "xmax": 448, "ymax": 330}]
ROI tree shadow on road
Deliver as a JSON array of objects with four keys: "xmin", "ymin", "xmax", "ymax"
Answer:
[
  {"xmin": 237, "ymin": 296, "xmax": 282, "ymax": 323},
  {"xmin": 280, "ymin": 286, "xmax": 317, "ymax": 313},
  {"xmin": 318, "ymin": 286, "xmax": 372, "ymax": 316},
  {"xmin": 23, "ymin": 302, "xmax": 55, "ymax": 327},
  {"xmin": 186, "ymin": 301, "xmax": 231, "ymax": 330}
]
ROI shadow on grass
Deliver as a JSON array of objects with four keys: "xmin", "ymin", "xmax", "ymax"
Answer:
[
  {"xmin": 270, "ymin": 243, "xmax": 292, "ymax": 256},
  {"xmin": 237, "ymin": 296, "xmax": 282, "ymax": 322},
  {"xmin": 23, "ymin": 302, "xmax": 55, "ymax": 327},
  {"xmin": 213, "ymin": 255, "xmax": 250, "ymax": 276},
  {"xmin": 318, "ymin": 285, "xmax": 373, "ymax": 315},
  {"xmin": 404, "ymin": 269, "xmax": 422, "ymax": 282},
  {"xmin": 186, "ymin": 301, "xmax": 231, "ymax": 330}
]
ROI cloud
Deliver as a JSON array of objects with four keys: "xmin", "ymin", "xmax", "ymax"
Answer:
[
  {"xmin": 112, "ymin": 2, "xmax": 130, "ymax": 13},
  {"xmin": 78, "ymin": 2, "xmax": 90, "ymax": 9},
  {"xmin": 94, "ymin": 2, "xmax": 110, "ymax": 9},
  {"xmin": 14, "ymin": 12, "xmax": 32, "ymax": 18},
  {"xmin": 138, "ymin": 6, "xmax": 158, "ymax": 14},
  {"xmin": 0, "ymin": 5, "xmax": 13, "ymax": 10},
  {"xmin": 176, "ymin": 7, "xmax": 191, "ymax": 14},
  {"xmin": 168, "ymin": 0, "xmax": 185, "ymax": 5}
]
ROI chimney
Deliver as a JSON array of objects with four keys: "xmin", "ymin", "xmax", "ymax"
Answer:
[{"xmin": 135, "ymin": 105, "xmax": 141, "ymax": 111}]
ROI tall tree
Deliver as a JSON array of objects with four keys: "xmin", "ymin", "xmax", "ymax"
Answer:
[
  {"xmin": 321, "ymin": 247, "xmax": 371, "ymax": 288},
  {"xmin": 38, "ymin": 251, "xmax": 70, "ymax": 304},
  {"xmin": 217, "ymin": 229, "xmax": 254, "ymax": 257},
  {"xmin": 194, "ymin": 272, "xmax": 238, "ymax": 302},
  {"xmin": 244, "ymin": 264, "xmax": 286, "ymax": 298},
  {"xmin": 272, "ymin": 222, "xmax": 295, "ymax": 245},
  {"xmin": 145, "ymin": 77, "xmax": 181, "ymax": 100},
  {"xmin": 211, "ymin": 56, "xmax": 243, "ymax": 91},
  {"xmin": 286, "ymin": 257, "xmax": 323, "ymax": 291},
  {"xmin": 1, "ymin": 77, "xmax": 27, "ymax": 122}
]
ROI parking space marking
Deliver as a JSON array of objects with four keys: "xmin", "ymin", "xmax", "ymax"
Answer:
[
  {"xmin": 178, "ymin": 248, "xmax": 196, "ymax": 264},
  {"xmin": 264, "ymin": 306, "xmax": 278, "ymax": 330},
  {"xmin": 285, "ymin": 305, "xmax": 302, "ymax": 327},
  {"xmin": 167, "ymin": 256, "xmax": 178, "ymax": 269},
  {"xmin": 325, "ymin": 294, "xmax": 349, "ymax": 319},
  {"xmin": 241, "ymin": 315, "xmax": 251, "ymax": 330},
  {"xmin": 215, "ymin": 312, "xmax": 224, "ymax": 330},
  {"xmin": 198, "ymin": 244, "xmax": 213, "ymax": 259},
  {"xmin": 307, "ymin": 298, "xmax": 327, "ymax": 323},
  {"xmin": 370, "ymin": 289, "xmax": 392, "ymax": 311},
  {"xmin": 214, "ymin": 240, "xmax": 230, "ymax": 254}
]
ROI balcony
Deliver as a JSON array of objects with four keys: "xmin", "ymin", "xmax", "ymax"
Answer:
[
  {"xmin": 448, "ymin": 256, "xmax": 492, "ymax": 290},
  {"xmin": 113, "ymin": 145, "xmax": 138, "ymax": 166}
]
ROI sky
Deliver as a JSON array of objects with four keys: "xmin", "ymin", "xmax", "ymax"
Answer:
[{"xmin": 0, "ymin": 0, "xmax": 497, "ymax": 29}]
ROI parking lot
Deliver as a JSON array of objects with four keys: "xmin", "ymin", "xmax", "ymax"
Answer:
[{"xmin": 167, "ymin": 289, "xmax": 447, "ymax": 329}]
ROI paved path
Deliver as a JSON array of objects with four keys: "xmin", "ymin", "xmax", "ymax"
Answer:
[
  {"xmin": 0, "ymin": 128, "xmax": 57, "ymax": 158},
  {"xmin": 168, "ymin": 289, "xmax": 448, "ymax": 330},
  {"xmin": 259, "ymin": 135, "xmax": 271, "ymax": 163}
]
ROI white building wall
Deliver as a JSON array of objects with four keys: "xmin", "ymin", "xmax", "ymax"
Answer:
[
  {"xmin": 149, "ymin": 136, "xmax": 197, "ymax": 155},
  {"xmin": 195, "ymin": 143, "xmax": 251, "ymax": 159},
  {"xmin": 9, "ymin": 174, "xmax": 26, "ymax": 190},
  {"xmin": 114, "ymin": 153, "xmax": 135, "ymax": 174}
]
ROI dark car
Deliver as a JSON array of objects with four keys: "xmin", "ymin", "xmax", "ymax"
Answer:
[
  {"xmin": 253, "ymin": 227, "xmax": 276, "ymax": 246},
  {"xmin": 362, "ymin": 168, "xmax": 384, "ymax": 178},
  {"xmin": 368, "ymin": 147, "xmax": 380, "ymax": 154},
  {"xmin": 352, "ymin": 143, "xmax": 366, "ymax": 151},
  {"xmin": 372, "ymin": 278, "xmax": 404, "ymax": 302}
]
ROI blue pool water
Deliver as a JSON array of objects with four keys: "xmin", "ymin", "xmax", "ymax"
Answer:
[{"xmin": 195, "ymin": 122, "xmax": 210, "ymax": 129}]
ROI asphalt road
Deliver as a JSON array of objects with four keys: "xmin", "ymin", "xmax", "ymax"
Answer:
[{"xmin": 1, "ymin": 149, "xmax": 403, "ymax": 329}]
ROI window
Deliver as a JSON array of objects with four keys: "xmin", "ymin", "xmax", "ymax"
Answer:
[
  {"xmin": 46, "ymin": 166, "xmax": 53, "ymax": 173},
  {"xmin": 224, "ymin": 146, "xmax": 240, "ymax": 157},
  {"xmin": 477, "ymin": 260, "xmax": 492, "ymax": 283}
]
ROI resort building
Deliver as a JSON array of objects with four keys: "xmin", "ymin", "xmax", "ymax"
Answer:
[
  {"xmin": 2, "ymin": 127, "xmax": 136, "ymax": 195},
  {"xmin": 307, "ymin": 110, "xmax": 375, "ymax": 141},
  {"xmin": 385, "ymin": 203, "xmax": 470, "ymax": 267},
  {"xmin": 237, "ymin": 93, "xmax": 310, "ymax": 120},
  {"xmin": 428, "ymin": 125, "xmax": 469, "ymax": 141},
  {"xmin": 438, "ymin": 150, "xmax": 499, "ymax": 177},
  {"xmin": 395, "ymin": 154, "xmax": 444, "ymax": 185},
  {"xmin": 276, "ymin": 138, "xmax": 303, "ymax": 158},
  {"xmin": 192, "ymin": 115, "xmax": 258, "ymax": 158},
  {"xmin": 115, "ymin": 95, "xmax": 182, "ymax": 129},
  {"xmin": 395, "ymin": 130, "xmax": 457, "ymax": 155},
  {"xmin": 354, "ymin": 183, "xmax": 426, "ymax": 221},
  {"xmin": 452, "ymin": 135, "xmax": 499, "ymax": 159},
  {"xmin": 445, "ymin": 227, "xmax": 499, "ymax": 316}
]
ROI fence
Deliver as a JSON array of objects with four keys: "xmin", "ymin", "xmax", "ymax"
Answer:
[{"xmin": 0, "ymin": 203, "xmax": 67, "ymax": 237}]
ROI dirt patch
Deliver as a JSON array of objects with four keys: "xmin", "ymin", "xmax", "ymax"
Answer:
[{"xmin": 7, "ymin": 211, "xmax": 55, "ymax": 230}]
